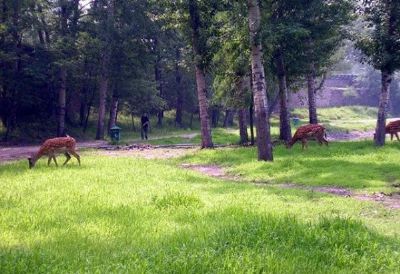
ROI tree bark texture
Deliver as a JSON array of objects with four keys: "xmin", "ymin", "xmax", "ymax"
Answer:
[
  {"xmin": 223, "ymin": 109, "xmax": 234, "ymax": 127},
  {"xmin": 194, "ymin": 67, "xmax": 213, "ymax": 148},
  {"xmin": 211, "ymin": 108, "xmax": 220, "ymax": 127},
  {"xmin": 238, "ymin": 108, "xmax": 249, "ymax": 145},
  {"xmin": 57, "ymin": 68, "xmax": 67, "ymax": 136},
  {"xmin": 247, "ymin": 0, "xmax": 273, "ymax": 161},
  {"xmin": 108, "ymin": 95, "xmax": 118, "ymax": 130},
  {"xmin": 175, "ymin": 48, "xmax": 183, "ymax": 127},
  {"xmin": 307, "ymin": 62, "xmax": 318, "ymax": 124},
  {"xmin": 375, "ymin": 70, "xmax": 392, "ymax": 146},
  {"xmin": 155, "ymin": 43, "xmax": 164, "ymax": 127},
  {"xmin": 276, "ymin": 50, "xmax": 292, "ymax": 142},
  {"xmin": 95, "ymin": 0, "xmax": 113, "ymax": 140},
  {"xmin": 189, "ymin": 0, "xmax": 213, "ymax": 148}
]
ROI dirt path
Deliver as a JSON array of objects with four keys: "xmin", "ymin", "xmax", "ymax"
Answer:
[
  {"xmin": 328, "ymin": 130, "xmax": 374, "ymax": 141},
  {"xmin": 181, "ymin": 164, "xmax": 400, "ymax": 210}
]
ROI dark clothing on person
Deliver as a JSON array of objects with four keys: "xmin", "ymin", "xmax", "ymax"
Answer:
[{"xmin": 141, "ymin": 115, "xmax": 149, "ymax": 140}]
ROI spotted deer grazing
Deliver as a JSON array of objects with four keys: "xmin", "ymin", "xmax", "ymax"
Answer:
[
  {"xmin": 28, "ymin": 135, "xmax": 81, "ymax": 169},
  {"xmin": 286, "ymin": 124, "xmax": 328, "ymax": 150},
  {"xmin": 385, "ymin": 120, "xmax": 400, "ymax": 141}
]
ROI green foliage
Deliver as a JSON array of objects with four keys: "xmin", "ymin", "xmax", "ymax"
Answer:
[{"xmin": 356, "ymin": 0, "xmax": 400, "ymax": 73}]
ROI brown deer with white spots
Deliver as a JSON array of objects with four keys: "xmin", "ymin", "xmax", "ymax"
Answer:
[
  {"xmin": 385, "ymin": 120, "xmax": 400, "ymax": 141},
  {"xmin": 286, "ymin": 124, "xmax": 328, "ymax": 150},
  {"xmin": 28, "ymin": 135, "xmax": 80, "ymax": 169}
]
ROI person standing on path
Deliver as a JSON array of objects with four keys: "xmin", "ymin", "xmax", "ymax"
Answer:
[{"xmin": 141, "ymin": 113, "xmax": 150, "ymax": 140}]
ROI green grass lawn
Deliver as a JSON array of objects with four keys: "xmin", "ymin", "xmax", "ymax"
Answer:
[
  {"xmin": 180, "ymin": 141, "xmax": 400, "ymax": 193},
  {"xmin": 1, "ymin": 141, "xmax": 400, "ymax": 273}
]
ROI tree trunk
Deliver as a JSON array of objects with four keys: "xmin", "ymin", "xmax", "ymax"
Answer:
[
  {"xmin": 190, "ymin": 112, "xmax": 194, "ymax": 129},
  {"xmin": 211, "ymin": 107, "xmax": 220, "ymax": 127},
  {"xmin": 175, "ymin": 48, "xmax": 183, "ymax": 127},
  {"xmin": 57, "ymin": 68, "xmax": 67, "ymax": 136},
  {"xmin": 195, "ymin": 67, "xmax": 213, "ymax": 148},
  {"xmin": 155, "ymin": 42, "xmax": 164, "ymax": 127},
  {"xmin": 238, "ymin": 108, "xmax": 249, "ymax": 145},
  {"xmin": 108, "ymin": 95, "xmax": 118, "ymax": 130},
  {"xmin": 131, "ymin": 114, "xmax": 136, "ymax": 131},
  {"xmin": 95, "ymin": 0, "xmax": 113, "ymax": 140},
  {"xmin": 276, "ymin": 50, "xmax": 292, "ymax": 142},
  {"xmin": 249, "ymin": 102, "xmax": 255, "ymax": 145},
  {"xmin": 83, "ymin": 103, "xmax": 91, "ymax": 133},
  {"xmin": 96, "ymin": 74, "xmax": 108, "ymax": 140},
  {"xmin": 189, "ymin": 0, "xmax": 213, "ymax": 148},
  {"xmin": 375, "ymin": 70, "xmax": 392, "ymax": 146},
  {"xmin": 247, "ymin": 0, "xmax": 273, "ymax": 161},
  {"xmin": 223, "ymin": 109, "xmax": 234, "ymax": 127},
  {"xmin": 307, "ymin": 62, "xmax": 318, "ymax": 124}
]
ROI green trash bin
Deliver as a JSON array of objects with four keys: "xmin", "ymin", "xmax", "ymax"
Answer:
[{"xmin": 110, "ymin": 126, "xmax": 121, "ymax": 142}]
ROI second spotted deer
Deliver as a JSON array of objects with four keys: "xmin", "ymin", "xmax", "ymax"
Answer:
[{"xmin": 287, "ymin": 124, "xmax": 328, "ymax": 150}]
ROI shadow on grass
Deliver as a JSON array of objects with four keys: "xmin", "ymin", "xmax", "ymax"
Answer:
[{"xmin": 1, "ymin": 206, "xmax": 399, "ymax": 273}]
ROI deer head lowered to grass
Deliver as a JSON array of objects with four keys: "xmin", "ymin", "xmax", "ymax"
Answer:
[
  {"xmin": 28, "ymin": 135, "xmax": 81, "ymax": 169},
  {"xmin": 286, "ymin": 124, "xmax": 328, "ymax": 150}
]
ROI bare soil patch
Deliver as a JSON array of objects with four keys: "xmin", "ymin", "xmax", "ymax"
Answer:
[
  {"xmin": 180, "ymin": 164, "xmax": 240, "ymax": 181},
  {"xmin": 181, "ymin": 163, "xmax": 400, "ymax": 209},
  {"xmin": 99, "ymin": 144, "xmax": 197, "ymax": 159},
  {"xmin": 328, "ymin": 131, "xmax": 374, "ymax": 141}
]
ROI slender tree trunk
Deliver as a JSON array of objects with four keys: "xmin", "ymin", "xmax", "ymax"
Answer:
[
  {"xmin": 131, "ymin": 113, "xmax": 136, "ymax": 131},
  {"xmin": 189, "ymin": 0, "xmax": 213, "ymax": 148},
  {"xmin": 194, "ymin": 67, "xmax": 213, "ymax": 147},
  {"xmin": 175, "ymin": 48, "xmax": 183, "ymax": 127},
  {"xmin": 108, "ymin": 95, "xmax": 118, "ymax": 130},
  {"xmin": 95, "ymin": 0, "xmax": 113, "ymax": 140},
  {"xmin": 375, "ymin": 70, "xmax": 392, "ymax": 146},
  {"xmin": 223, "ymin": 109, "xmax": 234, "ymax": 127},
  {"xmin": 83, "ymin": 104, "xmax": 91, "ymax": 133},
  {"xmin": 57, "ymin": 68, "xmax": 67, "ymax": 136},
  {"xmin": 247, "ymin": 0, "xmax": 273, "ymax": 161},
  {"xmin": 307, "ymin": 63, "xmax": 318, "ymax": 124},
  {"xmin": 96, "ymin": 74, "xmax": 108, "ymax": 139},
  {"xmin": 239, "ymin": 108, "xmax": 249, "ymax": 145},
  {"xmin": 155, "ymin": 41, "xmax": 164, "ymax": 127},
  {"xmin": 249, "ymin": 102, "xmax": 255, "ymax": 145},
  {"xmin": 276, "ymin": 50, "xmax": 291, "ymax": 142},
  {"xmin": 79, "ymin": 99, "xmax": 86, "ymax": 127},
  {"xmin": 190, "ymin": 112, "xmax": 194, "ymax": 129},
  {"xmin": 211, "ymin": 107, "xmax": 220, "ymax": 127}
]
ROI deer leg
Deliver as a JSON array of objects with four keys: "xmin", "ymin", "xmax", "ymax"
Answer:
[
  {"xmin": 63, "ymin": 153, "xmax": 71, "ymax": 166},
  {"xmin": 391, "ymin": 133, "xmax": 394, "ymax": 141},
  {"xmin": 396, "ymin": 132, "xmax": 400, "ymax": 141},
  {"xmin": 69, "ymin": 150, "xmax": 81, "ymax": 166},
  {"xmin": 301, "ymin": 139, "xmax": 307, "ymax": 150},
  {"xmin": 52, "ymin": 156, "xmax": 59, "ymax": 167},
  {"xmin": 47, "ymin": 156, "xmax": 52, "ymax": 166}
]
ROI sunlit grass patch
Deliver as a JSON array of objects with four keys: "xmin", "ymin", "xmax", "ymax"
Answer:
[
  {"xmin": 0, "ymin": 149, "xmax": 399, "ymax": 273},
  {"xmin": 181, "ymin": 140, "xmax": 400, "ymax": 193}
]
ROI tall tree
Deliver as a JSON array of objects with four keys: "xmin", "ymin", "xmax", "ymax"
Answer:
[
  {"xmin": 93, "ymin": 0, "xmax": 114, "ymax": 140},
  {"xmin": 188, "ymin": 0, "xmax": 213, "ymax": 148},
  {"xmin": 286, "ymin": 0, "xmax": 353, "ymax": 124},
  {"xmin": 247, "ymin": 0, "xmax": 273, "ymax": 161},
  {"xmin": 356, "ymin": 0, "xmax": 400, "ymax": 146}
]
